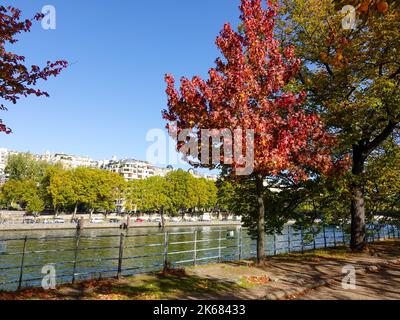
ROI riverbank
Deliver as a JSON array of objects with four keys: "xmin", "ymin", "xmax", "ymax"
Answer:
[
  {"xmin": 0, "ymin": 221, "xmax": 242, "ymax": 232},
  {"xmin": 1, "ymin": 240, "xmax": 399, "ymax": 300}
]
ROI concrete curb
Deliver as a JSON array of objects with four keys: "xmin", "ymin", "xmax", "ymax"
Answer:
[{"xmin": 264, "ymin": 258, "xmax": 400, "ymax": 300}]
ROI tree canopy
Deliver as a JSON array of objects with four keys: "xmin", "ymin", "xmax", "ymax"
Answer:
[
  {"xmin": 163, "ymin": 0, "xmax": 344, "ymax": 262},
  {"xmin": 277, "ymin": 0, "xmax": 400, "ymax": 250},
  {"xmin": 0, "ymin": 5, "xmax": 67, "ymax": 133}
]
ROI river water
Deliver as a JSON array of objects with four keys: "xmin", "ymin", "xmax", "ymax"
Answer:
[{"xmin": 1, "ymin": 224, "xmax": 391, "ymax": 292}]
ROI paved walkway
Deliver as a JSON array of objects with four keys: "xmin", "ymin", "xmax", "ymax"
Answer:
[
  {"xmin": 296, "ymin": 263, "xmax": 400, "ymax": 300},
  {"xmin": 184, "ymin": 240, "xmax": 400, "ymax": 300}
]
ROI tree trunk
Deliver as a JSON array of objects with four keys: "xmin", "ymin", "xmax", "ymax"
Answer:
[
  {"xmin": 256, "ymin": 175, "xmax": 265, "ymax": 263},
  {"xmin": 89, "ymin": 209, "xmax": 94, "ymax": 220},
  {"xmin": 72, "ymin": 203, "xmax": 78, "ymax": 220},
  {"xmin": 160, "ymin": 206, "xmax": 165, "ymax": 228},
  {"xmin": 350, "ymin": 146, "xmax": 366, "ymax": 251}
]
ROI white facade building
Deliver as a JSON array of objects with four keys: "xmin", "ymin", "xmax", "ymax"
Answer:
[
  {"xmin": 0, "ymin": 148, "xmax": 8, "ymax": 175},
  {"xmin": 0, "ymin": 148, "xmax": 9, "ymax": 184},
  {"xmin": 40, "ymin": 152, "xmax": 99, "ymax": 169},
  {"xmin": 103, "ymin": 159, "xmax": 163, "ymax": 181},
  {"xmin": 188, "ymin": 168, "xmax": 218, "ymax": 181}
]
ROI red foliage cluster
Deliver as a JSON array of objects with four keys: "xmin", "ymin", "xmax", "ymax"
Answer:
[
  {"xmin": 0, "ymin": 5, "xmax": 68, "ymax": 134},
  {"xmin": 163, "ymin": 0, "xmax": 346, "ymax": 180}
]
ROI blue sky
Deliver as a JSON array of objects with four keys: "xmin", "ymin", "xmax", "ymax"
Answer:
[{"xmin": 1, "ymin": 0, "xmax": 241, "ymax": 167}]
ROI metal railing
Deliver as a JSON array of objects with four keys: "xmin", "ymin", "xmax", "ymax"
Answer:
[{"xmin": 0, "ymin": 224, "xmax": 399, "ymax": 292}]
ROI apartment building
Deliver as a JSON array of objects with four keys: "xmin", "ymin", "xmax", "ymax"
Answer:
[
  {"xmin": 188, "ymin": 168, "xmax": 218, "ymax": 181},
  {"xmin": 102, "ymin": 159, "xmax": 159, "ymax": 181},
  {"xmin": 0, "ymin": 148, "xmax": 9, "ymax": 184},
  {"xmin": 0, "ymin": 148, "xmax": 21, "ymax": 184},
  {"xmin": 40, "ymin": 151, "xmax": 99, "ymax": 169}
]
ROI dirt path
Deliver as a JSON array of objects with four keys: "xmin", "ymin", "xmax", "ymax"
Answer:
[{"xmin": 296, "ymin": 262, "xmax": 400, "ymax": 300}]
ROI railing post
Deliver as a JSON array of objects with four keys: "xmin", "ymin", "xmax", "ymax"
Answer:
[
  {"xmin": 72, "ymin": 231, "xmax": 81, "ymax": 284},
  {"xmin": 313, "ymin": 227, "xmax": 317, "ymax": 250},
  {"xmin": 333, "ymin": 227, "xmax": 337, "ymax": 247},
  {"xmin": 117, "ymin": 233, "xmax": 125, "ymax": 279},
  {"xmin": 273, "ymin": 233, "xmax": 277, "ymax": 256},
  {"xmin": 218, "ymin": 229, "xmax": 222, "ymax": 263},
  {"xmin": 287, "ymin": 226, "xmax": 291, "ymax": 254},
  {"xmin": 323, "ymin": 225, "xmax": 327, "ymax": 248},
  {"xmin": 17, "ymin": 236, "xmax": 28, "ymax": 291},
  {"xmin": 193, "ymin": 230, "xmax": 197, "ymax": 266},
  {"xmin": 342, "ymin": 225, "xmax": 346, "ymax": 244},
  {"xmin": 163, "ymin": 231, "xmax": 169, "ymax": 270},
  {"xmin": 237, "ymin": 228, "xmax": 242, "ymax": 261}
]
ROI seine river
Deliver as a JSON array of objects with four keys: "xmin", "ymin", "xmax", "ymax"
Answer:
[{"xmin": 0, "ymin": 225, "xmax": 354, "ymax": 291}]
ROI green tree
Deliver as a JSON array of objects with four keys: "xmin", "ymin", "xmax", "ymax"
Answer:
[
  {"xmin": 278, "ymin": 0, "xmax": 400, "ymax": 250},
  {"xmin": 94, "ymin": 169, "xmax": 126, "ymax": 215},
  {"xmin": 46, "ymin": 167, "xmax": 125, "ymax": 218},
  {"xmin": 1, "ymin": 179, "xmax": 42, "ymax": 212},
  {"xmin": 47, "ymin": 168, "xmax": 75, "ymax": 216},
  {"xmin": 216, "ymin": 180, "xmax": 236, "ymax": 214},
  {"xmin": 125, "ymin": 179, "xmax": 147, "ymax": 213},
  {"xmin": 143, "ymin": 176, "xmax": 172, "ymax": 212},
  {"xmin": 205, "ymin": 180, "xmax": 218, "ymax": 213},
  {"xmin": 192, "ymin": 178, "xmax": 210, "ymax": 213},
  {"xmin": 165, "ymin": 170, "xmax": 197, "ymax": 217},
  {"xmin": 26, "ymin": 195, "xmax": 45, "ymax": 215},
  {"xmin": 5, "ymin": 153, "xmax": 49, "ymax": 182}
]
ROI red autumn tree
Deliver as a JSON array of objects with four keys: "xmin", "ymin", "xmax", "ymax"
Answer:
[
  {"xmin": 0, "ymin": 5, "xmax": 67, "ymax": 134},
  {"xmin": 163, "ymin": 0, "xmax": 344, "ymax": 262}
]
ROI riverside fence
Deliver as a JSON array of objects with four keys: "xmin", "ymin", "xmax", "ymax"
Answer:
[{"xmin": 0, "ymin": 224, "xmax": 399, "ymax": 292}]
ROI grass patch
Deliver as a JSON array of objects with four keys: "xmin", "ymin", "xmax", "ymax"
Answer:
[
  {"xmin": 0, "ymin": 269, "xmax": 242, "ymax": 300},
  {"xmin": 272, "ymin": 246, "xmax": 350, "ymax": 262},
  {"xmin": 108, "ymin": 272, "xmax": 239, "ymax": 300}
]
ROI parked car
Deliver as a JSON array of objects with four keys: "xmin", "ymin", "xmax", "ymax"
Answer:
[
  {"xmin": 90, "ymin": 218, "xmax": 105, "ymax": 224},
  {"xmin": 109, "ymin": 218, "xmax": 121, "ymax": 224},
  {"xmin": 200, "ymin": 214, "xmax": 212, "ymax": 222},
  {"xmin": 54, "ymin": 218, "xmax": 65, "ymax": 224},
  {"xmin": 189, "ymin": 217, "xmax": 198, "ymax": 222},
  {"xmin": 135, "ymin": 218, "xmax": 145, "ymax": 223},
  {"xmin": 171, "ymin": 217, "xmax": 181, "ymax": 223},
  {"xmin": 23, "ymin": 218, "xmax": 36, "ymax": 224}
]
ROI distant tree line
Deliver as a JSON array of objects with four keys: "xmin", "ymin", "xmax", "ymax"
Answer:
[{"xmin": 0, "ymin": 153, "xmax": 219, "ymax": 218}]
